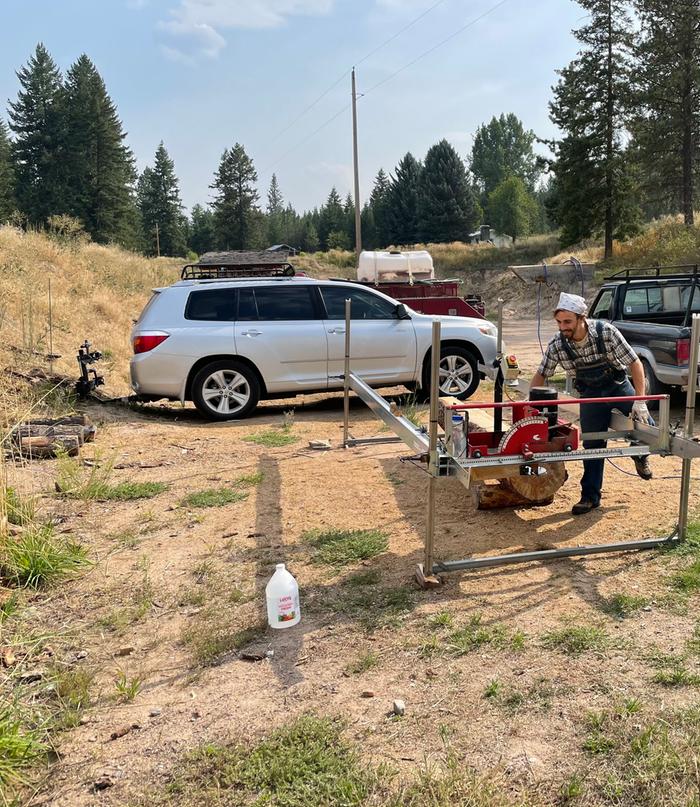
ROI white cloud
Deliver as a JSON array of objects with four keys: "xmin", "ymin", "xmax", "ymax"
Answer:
[
  {"xmin": 158, "ymin": 18, "xmax": 227, "ymax": 59},
  {"xmin": 159, "ymin": 0, "xmax": 333, "ymax": 59}
]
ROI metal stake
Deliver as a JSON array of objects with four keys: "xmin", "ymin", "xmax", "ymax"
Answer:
[
  {"xmin": 343, "ymin": 299, "xmax": 351, "ymax": 447},
  {"xmin": 48, "ymin": 278, "xmax": 54, "ymax": 375},
  {"xmin": 422, "ymin": 320, "xmax": 441, "ymax": 579},
  {"xmin": 494, "ymin": 297, "xmax": 504, "ymax": 433},
  {"xmin": 678, "ymin": 313, "xmax": 700, "ymax": 539}
]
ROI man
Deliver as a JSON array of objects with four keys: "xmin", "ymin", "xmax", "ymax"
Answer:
[{"xmin": 530, "ymin": 292, "xmax": 652, "ymax": 515}]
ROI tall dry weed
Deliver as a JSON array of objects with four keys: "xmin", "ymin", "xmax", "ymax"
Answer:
[{"xmin": 0, "ymin": 226, "xmax": 181, "ymax": 395}]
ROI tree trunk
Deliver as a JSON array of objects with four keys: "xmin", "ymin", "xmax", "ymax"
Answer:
[
  {"xmin": 604, "ymin": 0, "xmax": 614, "ymax": 261},
  {"xmin": 681, "ymin": 42, "xmax": 695, "ymax": 226}
]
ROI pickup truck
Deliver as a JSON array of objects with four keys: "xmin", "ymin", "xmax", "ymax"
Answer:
[{"xmin": 588, "ymin": 268, "xmax": 700, "ymax": 395}]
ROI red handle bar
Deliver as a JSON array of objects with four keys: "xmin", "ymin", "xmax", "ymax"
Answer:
[{"xmin": 448, "ymin": 394, "xmax": 667, "ymax": 411}]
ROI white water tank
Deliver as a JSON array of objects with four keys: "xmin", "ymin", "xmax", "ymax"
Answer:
[{"xmin": 357, "ymin": 249, "xmax": 434, "ymax": 283}]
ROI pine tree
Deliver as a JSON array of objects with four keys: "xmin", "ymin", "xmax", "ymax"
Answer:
[
  {"xmin": 8, "ymin": 43, "xmax": 67, "ymax": 224},
  {"xmin": 62, "ymin": 55, "xmax": 137, "ymax": 244},
  {"xmin": 266, "ymin": 173, "xmax": 283, "ymax": 215},
  {"xmin": 343, "ymin": 192, "xmax": 356, "ymax": 250},
  {"xmin": 137, "ymin": 142, "xmax": 187, "ymax": 256},
  {"xmin": 370, "ymin": 168, "xmax": 391, "ymax": 247},
  {"xmin": 211, "ymin": 143, "xmax": 259, "ymax": 250},
  {"xmin": 470, "ymin": 114, "xmax": 540, "ymax": 196},
  {"xmin": 418, "ymin": 139, "xmax": 481, "ymax": 243},
  {"xmin": 361, "ymin": 203, "xmax": 377, "ymax": 250},
  {"xmin": 488, "ymin": 176, "xmax": 538, "ymax": 242},
  {"xmin": 549, "ymin": 0, "xmax": 639, "ymax": 257},
  {"xmin": 0, "ymin": 119, "xmax": 15, "ymax": 221},
  {"xmin": 266, "ymin": 173, "xmax": 284, "ymax": 244},
  {"xmin": 319, "ymin": 187, "xmax": 345, "ymax": 250},
  {"xmin": 302, "ymin": 220, "xmax": 319, "ymax": 252},
  {"xmin": 631, "ymin": 0, "xmax": 700, "ymax": 224},
  {"xmin": 188, "ymin": 204, "xmax": 216, "ymax": 255},
  {"xmin": 386, "ymin": 152, "xmax": 422, "ymax": 245}
]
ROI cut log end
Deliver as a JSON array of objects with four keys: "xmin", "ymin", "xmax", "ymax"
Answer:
[{"xmin": 472, "ymin": 462, "xmax": 567, "ymax": 510}]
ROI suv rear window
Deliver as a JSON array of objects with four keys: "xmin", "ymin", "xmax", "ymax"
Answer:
[
  {"xmin": 244, "ymin": 286, "xmax": 318, "ymax": 320},
  {"xmin": 185, "ymin": 289, "xmax": 237, "ymax": 321}
]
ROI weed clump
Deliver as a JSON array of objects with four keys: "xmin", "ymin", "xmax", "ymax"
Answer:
[
  {"xmin": 305, "ymin": 527, "xmax": 388, "ymax": 566},
  {"xmin": 148, "ymin": 716, "xmax": 385, "ymax": 806},
  {"xmin": 1, "ymin": 524, "xmax": 87, "ymax": 588},
  {"xmin": 243, "ymin": 428, "xmax": 298, "ymax": 448},
  {"xmin": 181, "ymin": 488, "xmax": 248, "ymax": 509},
  {"xmin": 55, "ymin": 450, "xmax": 168, "ymax": 500},
  {"xmin": 541, "ymin": 624, "xmax": 609, "ymax": 656}
]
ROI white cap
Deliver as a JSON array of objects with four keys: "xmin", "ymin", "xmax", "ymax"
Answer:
[{"xmin": 555, "ymin": 292, "xmax": 587, "ymax": 315}]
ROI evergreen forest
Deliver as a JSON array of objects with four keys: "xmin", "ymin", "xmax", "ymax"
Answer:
[{"xmin": 0, "ymin": 0, "xmax": 699, "ymax": 260}]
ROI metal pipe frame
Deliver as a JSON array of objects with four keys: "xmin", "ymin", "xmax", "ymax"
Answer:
[
  {"xmin": 678, "ymin": 314, "xmax": 700, "ymax": 539},
  {"xmin": 340, "ymin": 310, "xmax": 700, "ymax": 583}
]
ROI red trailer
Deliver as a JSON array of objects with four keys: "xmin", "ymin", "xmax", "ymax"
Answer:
[{"xmin": 352, "ymin": 278, "xmax": 485, "ymax": 319}]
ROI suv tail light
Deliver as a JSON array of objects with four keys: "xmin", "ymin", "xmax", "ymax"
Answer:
[
  {"xmin": 677, "ymin": 337, "xmax": 690, "ymax": 365},
  {"xmin": 133, "ymin": 333, "xmax": 169, "ymax": 354}
]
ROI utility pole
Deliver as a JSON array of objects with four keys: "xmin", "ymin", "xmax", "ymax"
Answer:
[
  {"xmin": 155, "ymin": 222, "xmax": 160, "ymax": 258},
  {"xmin": 351, "ymin": 67, "xmax": 362, "ymax": 259}
]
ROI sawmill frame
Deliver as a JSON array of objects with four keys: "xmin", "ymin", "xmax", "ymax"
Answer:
[{"xmin": 341, "ymin": 302, "xmax": 700, "ymax": 587}]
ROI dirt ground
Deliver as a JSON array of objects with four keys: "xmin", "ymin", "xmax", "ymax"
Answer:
[{"xmin": 12, "ymin": 318, "xmax": 700, "ymax": 805}]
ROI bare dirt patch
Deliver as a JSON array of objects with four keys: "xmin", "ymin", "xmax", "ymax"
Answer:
[{"xmin": 5, "ymin": 378, "xmax": 699, "ymax": 806}]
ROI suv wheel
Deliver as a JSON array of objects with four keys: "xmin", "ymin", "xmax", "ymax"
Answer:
[
  {"xmin": 191, "ymin": 360, "xmax": 260, "ymax": 420},
  {"xmin": 421, "ymin": 345, "xmax": 479, "ymax": 400}
]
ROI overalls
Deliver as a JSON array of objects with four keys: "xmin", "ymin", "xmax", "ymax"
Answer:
[{"xmin": 560, "ymin": 321, "xmax": 635, "ymax": 505}]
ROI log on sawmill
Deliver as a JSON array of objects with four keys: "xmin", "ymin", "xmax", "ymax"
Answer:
[
  {"xmin": 10, "ymin": 414, "xmax": 96, "ymax": 459},
  {"xmin": 439, "ymin": 397, "xmax": 569, "ymax": 509},
  {"xmin": 472, "ymin": 462, "xmax": 568, "ymax": 510}
]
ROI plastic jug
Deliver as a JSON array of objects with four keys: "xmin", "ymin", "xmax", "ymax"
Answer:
[
  {"xmin": 450, "ymin": 414, "xmax": 467, "ymax": 459},
  {"xmin": 265, "ymin": 564, "xmax": 301, "ymax": 629}
]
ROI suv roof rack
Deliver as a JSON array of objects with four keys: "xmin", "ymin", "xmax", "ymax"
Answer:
[
  {"xmin": 604, "ymin": 264, "xmax": 700, "ymax": 281},
  {"xmin": 181, "ymin": 250, "xmax": 296, "ymax": 280}
]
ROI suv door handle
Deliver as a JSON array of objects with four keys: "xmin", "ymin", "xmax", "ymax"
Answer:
[
  {"xmin": 328, "ymin": 327, "xmax": 346, "ymax": 334},
  {"xmin": 240, "ymin": 329, "xmax": 262, "ymax": 337}
]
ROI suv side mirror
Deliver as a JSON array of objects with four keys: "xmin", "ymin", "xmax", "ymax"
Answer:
[{"xmin": 394, "ymin": 303, "xmax": 410, "ymax": 320}]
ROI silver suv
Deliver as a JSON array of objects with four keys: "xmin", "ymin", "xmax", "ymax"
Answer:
[{"xmin": 130, "ymin": 277, "xmax": 499, "ymax": 420}]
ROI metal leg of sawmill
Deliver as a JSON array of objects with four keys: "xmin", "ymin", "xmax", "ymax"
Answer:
[
  {"xmin": 678, "ymin": 313, "xmax": 700, "ymax": 540},
  {"xmin": 415, "ymin": 321, "xmax": 442, "ymax": 588}
]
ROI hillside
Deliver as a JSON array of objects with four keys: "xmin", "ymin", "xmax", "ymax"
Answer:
[{"xmin": 2, "ymin": 216, "xmax": 699, "ymax": 414}]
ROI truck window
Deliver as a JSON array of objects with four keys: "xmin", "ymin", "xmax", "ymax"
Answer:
[
  {"xmin": 623, "ymin": 286, "xmax": 663, "ymax": 315},
  {"xmin": 680, "ymin": 285, "xmax": 700, "ymax": 312},
  {"xmin": 591, "ymin": 289, "xmax": 613, "ymax": 319}
]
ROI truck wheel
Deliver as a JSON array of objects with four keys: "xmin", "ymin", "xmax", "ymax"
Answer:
[
  {"xmin": 641, "ymin": 358, "xmax": 664, "ymax": 410},
  {"xmin": 421, "ymin": 345, "xmax": 479, "ymax": 401},
  {"xmin": 191, "ymin": 360, "xmax": 260, "ymax": 420}
]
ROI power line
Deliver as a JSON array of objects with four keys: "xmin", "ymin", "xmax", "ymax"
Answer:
[
  {"xmin": 260, "ymin": 0, "xmax": 512, "ymax": 180},
  {"xmin": 260, "ymin": 102, "xmax": 351, "ymax": 175},
  {"xmin": 261, "ymin": 0, "xmax": 448, "ymax": 154},
  {"xmin": 264, "ymin": 69, "xmax": 350, "ymax": 149},
  {"xmin": 361, "ymin": 0, "xmax": 512, "ymax": 98},
  {"xmin": 355, "ymin": 0, "xmax": 449, "ymax": 68}
]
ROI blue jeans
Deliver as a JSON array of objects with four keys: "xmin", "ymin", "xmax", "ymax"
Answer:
[{"xmin": 579, "ymin": 379, "xmax": 639, "ymax": 505}]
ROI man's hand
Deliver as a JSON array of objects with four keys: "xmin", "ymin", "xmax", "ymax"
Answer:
[{"xmin": 632, "ymin": 400, "xmax": 652, "ymax": 425}]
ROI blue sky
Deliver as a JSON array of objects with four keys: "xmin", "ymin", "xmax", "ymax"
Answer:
[{"xmin": 0, "ymin": 0, "xmax": 584, "ymax": 215}]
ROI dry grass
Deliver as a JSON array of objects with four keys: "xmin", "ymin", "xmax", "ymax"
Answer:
[{"xmin": 0, "ymin": 226, "xmax": 181, "ymax": 404}]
